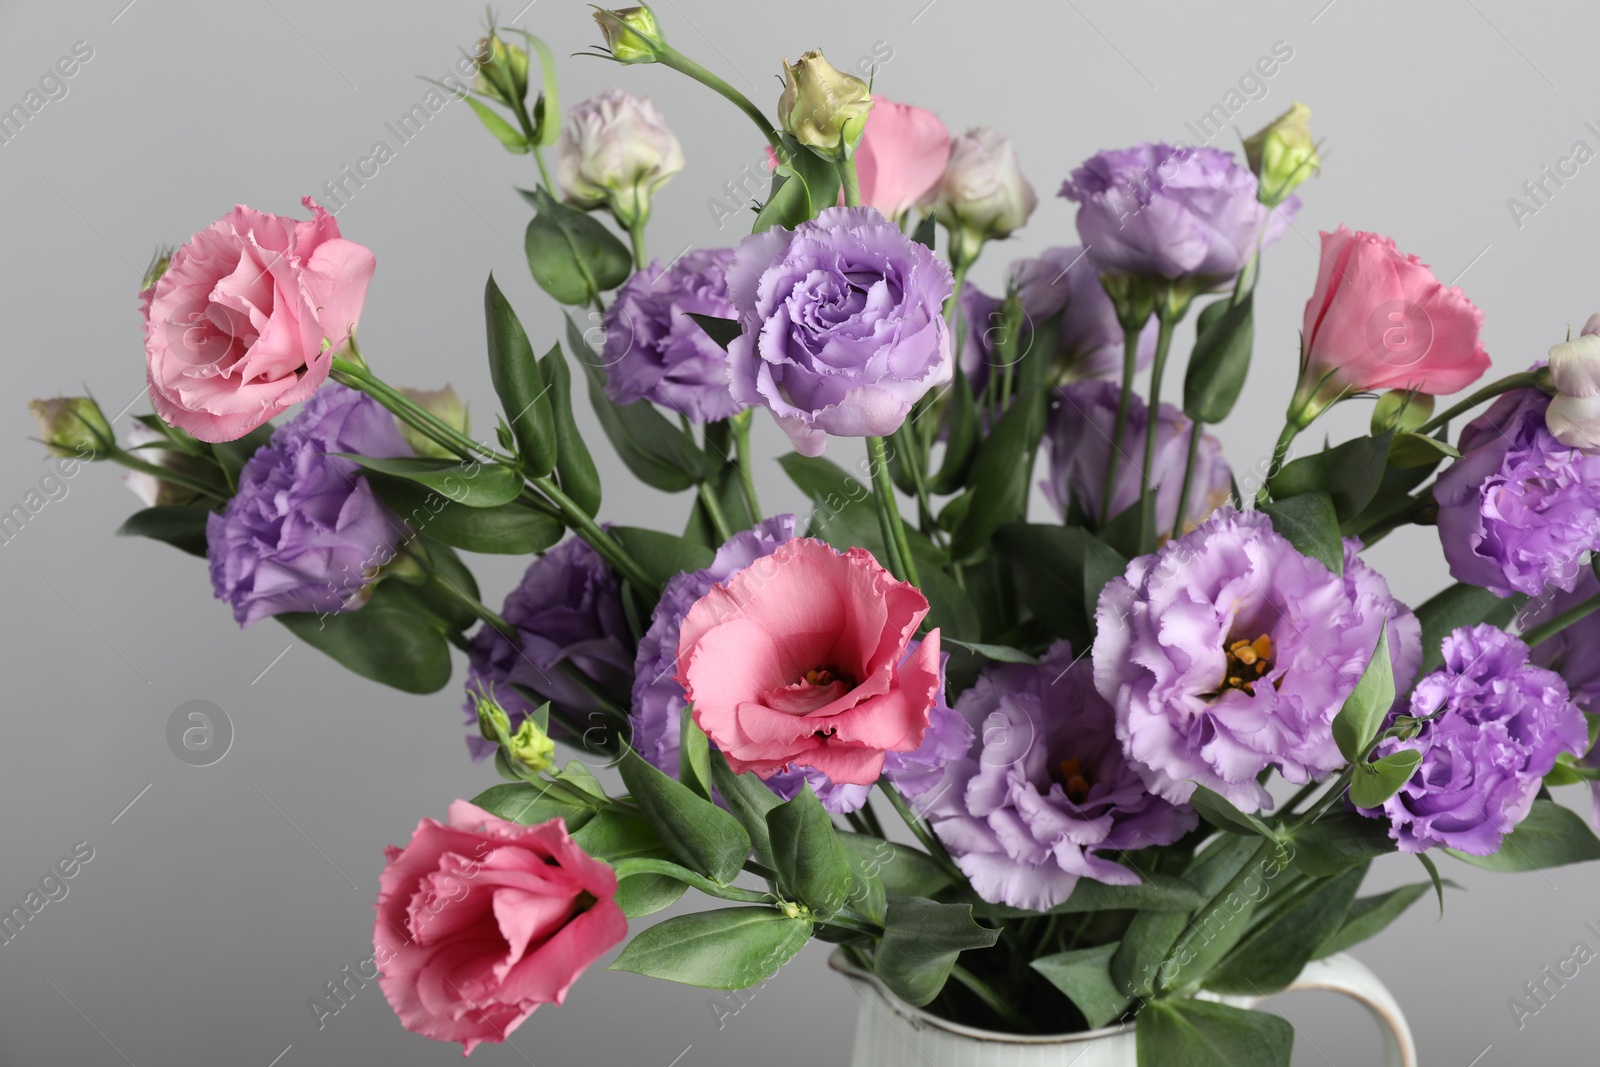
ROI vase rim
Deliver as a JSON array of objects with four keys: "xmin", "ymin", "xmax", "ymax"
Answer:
[{"xmin": 828, "ymin": 948, "xmax": 1135, "ymax": 1045}]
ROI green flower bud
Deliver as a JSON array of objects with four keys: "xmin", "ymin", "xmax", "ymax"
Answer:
[
  {"xmin": 1243, "ymin": 102, "xmax": 1319, "ymax": 208},
  {"xmin": 396, "ymin": 385, "xmax": 469, "ymax": 460},
  {"xmin": 1371, "ymin": 390, "xmax": 1434, "ymax": 435},
  {"xmin": 141, "ymin": 246, "xmax": 173, "ymax": 293},
  {"xmin": 29, "ymin": 397, "xmax": 112, "ymax": 458},
  {"xmin": 507, "ymin": 717, "xmax": 555, "ymax": 775},
  {"xmin": 593, "ymin": 6, "xmax": 665, "ymax": 65},
  {"xmin": 473, "ymin": 33, "xmax": 530, "ymax": 108},
  {"xmin": 473, "ymin": 687, "xmax": 512, "ymax": 744},
  {"xmin": 777, "ymin": 51, "xmax": 873, "ymax": 160}
]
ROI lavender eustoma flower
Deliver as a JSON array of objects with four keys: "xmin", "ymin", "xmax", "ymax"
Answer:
[
  {"xmin": 1520, "ymin": 572, "xmax": 1600, "ymax": 829},
  {"xmin": 1434, "ymin": 385, "xmax": 1600, "ymax": 598},
  {"xmin": 207, "ymin": 384, "xmax": 411, "ymax": 627},
  {"xmin": 1059, "ymin": 144, "xmax": 1294, "ymax": 287},
  {"xmin": 926, "ymin": 642, "xmax": 1196, "ymax": 911},
  {"xmin": 1357, "ymin": 625, "xmax": 1587, "ymax": 854},
  {"xmin": 726, "ymin": 206, "xmax": 953, "ymax": 456},
  {"xmin": 462, "ymin": 536, "xmax": 633, "ymax": 759},
  {"xmin": 1093, "ymin": 508, "xmax": 1416, "ymax": 813},
  {"xmin": 601, "ymin": 248, "xmax": 745, "ymax": 423},
  {"xmin": 1042, "ymin": 379, "xmax": 1230, "ymax": 537}
]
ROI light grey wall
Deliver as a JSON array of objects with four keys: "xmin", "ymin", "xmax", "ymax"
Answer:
[{"xmin": 3, "ymin": 0, "xmax": 1597, "ymax": 1063}]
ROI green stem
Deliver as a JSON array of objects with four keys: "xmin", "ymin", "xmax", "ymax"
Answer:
[
  {"xmin": 656, "ymin": 45, "xmax": 785, "ymax": 157},
  {"xmin": 837, "ymin": 156, "xmax": 862, "ymax": 207},
  {"xmin": 1258, "ymin": 421, "xmax": 1301, "ymax": 504},
  {"xmin": 866, "ymin": 436, "xmax": 918, "ymax": 586},
  {"xmin": 1522, "ymin": 590, "xmax": 1600, "ymax": 648},
  {"xmin": 731, "ymin": 411, "xmax": 761, "ymax": 519},
  {"xmin": 610, "ymin": 858, "xmax": 775, "ymax": 904},
  {"xmin": 950, "ymin": 965, "xmax": 1031, "ymax": 1032},
  {"xmin": 1155, "ymin": 837, "xmax": 1278, "ymax": 995},
  {"xmin": 332, "ymin": 358, "xmax": 508, "ymax": 465},
  {"xmin": 1171, "ymin": 416, "xmax": 1205, "ymax": 537},
  {"xmin": 628, "ymin": 219, "xmax": 648, "ymax": 272},
  {"xmin": 531, "ymin": 145, "xmax": 554, "ymax": 190},
  {"xmin": 425, "ymin": 567, "xmax": 516, "ymax": 640},
  {"xmin": 1137, "ymin": 314, "xmax": 1178, "ymax": 553},
  {"xmin": 105, "ymin": 448, "xmax": 229, "ymax": 502},
  {"xmin": 1100, "ymin": 326, "xmax": 1144, "ymax": 527},
  {"xmin": 696, "ymin": 479, "xmax": 735, "ymax": 543},
  {"xmin": 1415, "ymin": 369, "xmax": 1547, "ymax": 436},
  {"xmin": 532, "ymin": 474, "xmax": 659, "ymax": 595},
  {"xmin": 876, "ymin": 778, "xmax": 962, "ymax": 880}
]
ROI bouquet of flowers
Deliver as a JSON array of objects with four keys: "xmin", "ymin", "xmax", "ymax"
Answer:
[{"xmin": 32, "ymin": 6, "xmax": 1600, "ymax": 1063}]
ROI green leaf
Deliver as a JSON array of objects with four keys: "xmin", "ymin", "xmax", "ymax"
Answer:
[
  {"xmin": 875, "ymin": 898, "xmax": 1000, "ymax": 1007},
  {"xmin": 911, "ymin": 212, "xmax": 936, "ymax": 250},
  {"xmin": 484, "ymin": 275, "xmax": 558, "ymax": 476},
  {"xmin": 615, "ymin": 873, "xmax": 689, "ymax": 918},
  {"xmin": 461, "ymin": 95, "xmax": 530, "ymax": 153},
  {"xmin": 1289, "ymin": 811, "xmax": 1397, "ymax": 877},
  {"xmin": 708, "ymin": 750, "xmax": 783, "ymax": 868},
  {"xmin": 617, "ymin": 747, "xmax": 751, "ymax": 884},
  {"xmin": 686, "ymin": 313, "xmax": 743, "ymax": 352},
  {"xmin": 950, "ymin": 387, "xmax": 1048, "ymax": 560},
  {"xmin": 1260, "ymin": 491, "xmax": 1342, "ymax": 575},
  {"xmin": 1316, "ymin": 881, "xmax": 1436, "ymax": 958},
  {"xmin": 610, "ymin": 907, "xmax": 812, "ymax": 988},
  {"xmin": 336, "ymin": 454, "xmax": 523, "ymax": 507},
  {"xmin": 1332, "ymin": 627, "xmax": 1395, "ymax": 763},
  {"xmin": 1417, "ymin": 852, "xmax": 1446, "ymax": 916},
  {"xmin": 939, "ymin": 638, "xmax": 1040, "ymax": 665},
  {"xmin": 276, "ymin": 581, "xmax": 451, "ymax": 694},
  {"xmin": 1414, "ymin": 583, "xmax": 1519, "ymax": 675},
  {"xmin": 778, "ymin": 453, "xmax": 872, "ymax": 515},
  {"xmin": 1389, "ymin": 431, "xmax": 1459, "ymax": 468},
  {"xmin": 469, "ymin": 782, "xmax": 599, "ymax": 831},
  {"xmin": 927, "ymin": 365, "xmax": 980, "ymax": 494},
  {"xmin": 995, "ymin": 523, "xmax": 1128, "ymax": 653},
  {"xmin": 541, "ymin": 342, "xmax": 602, "ymax": 517},
  {"xmin": 1183, "ymin": 294, "xmax": 1254, "ymax": 424},
  {"xmin": 678, "ymin": 709, "xmax": 713, "ymax": 800},
  {"xmin": 1270, "ymin": 431, "xmax": 1393, "ymax": 523},
  {"xmin": 1206, "ymin": 864, "xmax": 1364, "ymax": 994},
  {"xmin": 1189, "ymin": 786, "xmax": 1278, "ymax": 839},
  {"xmin": 1348, "ymin": 748, "xmax": 1422, "ymax": 809},
  {"xmin": 1136, "ymin": 999, "xmax": 1293, "ymax": 1067},
  {"xmin": 1447, "ymin": 799, "xmax": 1600, "ymax": 871},
  {"xmin": 752, "ymin": 137, "xmax": 842, "ymax": 231},
  {"xmin": 572, "ymin": 807, "xmax": 671, "ymax": 863},
  {"xmin": 1032, "ymin": 943, "xmax": 1132, "ymax": 1029},
  {"xmin": 568, "ymin": 315, "xmax": 714, "ymax": 492},
  {"xmin": 115, "ymin": 504, "xmax": 211, "ymax": 557},
  {"xmin": 365, "ymin": 474, "xmax": 562, "ymax": 555},
  {"xmin": 523, "ymin": 186, "xmax": 632, "ymax": 305},
  {"xmin": 610, "ymin": 527, "xmax": 715, "ymax": 590},
  {"xmin": 767, "ymin": 785, "xmax": 853, "ymax": 918},
  {"xmin": 839, "ymin": 833, "xmax": 955, "ymax": 903}
]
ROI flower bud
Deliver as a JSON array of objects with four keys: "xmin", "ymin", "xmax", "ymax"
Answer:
[
  {"xmin": 1371, "ymin": 390, "xmax": 1434, "ymax": 435},
  {"xmin": 473, "ymin": 687, "xmax": 513, "ymax": 745},
  {"xmin": 593, "ymin": 6, "xmax": 665, "ymax": 64},
  {"xmin": 472, "ymin": 33, "xmax": 530, "ymax": 109},
  {"xmin": 29, "ymin": 397, "xmax": 112, "ymax": 458},
  {"xmin": 927, "ymin": 127, "xmax": 1037, "ymax": 267},
  {"xmin": 1545, "ymin": 321, "xmax": 1600, "ymax": 450},
  {"xmin": 397, "ymin": 385, "xmax": 469, "ymax": 460},
  {"xmin": 121, "ymin": 421, "xmax": 209, "ymax": 507},
  {"xmin": 557, "ymin": 89, "xmax": 684, "ymax": 227},
  {"xmin": 1243, "ymin": 102, "xmax": 1319, "ymax": 207},
  {"xmin": 777, "ymin": 51, "xmax": 873, "ymax": 160},
  {"xmin": 507, "ymin": 717, "xmax": 556, "ymax": 775},
  {"xmin": 141, "ymin": 246, "xmax": 173, "ymax": 293}
]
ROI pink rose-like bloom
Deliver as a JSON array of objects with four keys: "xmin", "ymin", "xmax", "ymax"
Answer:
[
  {"xmin": 675, "ymin": 537, "xmax": 942, "ymax": 786},
  {"xmin": 854, "ymin": 95, "xmax": 951, "ymax": 218},
  {"xmin": 373, "ymin": 802, "xmax": 626, "ymax": 1055},
  {"xmin": 141, "ymin": 198, "xmax": 376, "ymax": 442},
  {"xmin": 1289, "ymin": 226, "xmax": 1489, "ymax": 426}
]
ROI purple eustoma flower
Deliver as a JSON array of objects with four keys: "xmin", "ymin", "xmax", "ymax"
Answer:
[
  {"xmin": 1093, "ymin": 508, "xmax": 1416, "ymax": 813},
  {"xmin": 726, "ymin": 206, "xmax": 953, "ymax": 456},
  {"xmin": 1520, "ymin": 572, "xmax": 1600, "ymax": 828},
  {"xmin": 926, "ymin": 642, "xmax": 1196, "ymax": 911},
  {"xmin": 1434, "ymin": 385, "xmax": 1600, "ymax": 598},
  {"xmin": 1059, "ymin": 144, "xmax": 1294, "ymax": 287},
  {"xmin": 206, "ymin": 384, "xmax": 411, "ymax": 627},
  {"xmin": 601, "ymin": 248, "xmax": 745, "ymax": 423},
  {"xmin": 1357, "ymin": 625, "xmax": 1587, "ymax": 854},
  {"xmin": 462, "ymin": 536, "xmax": 633, "ymax": 759}
]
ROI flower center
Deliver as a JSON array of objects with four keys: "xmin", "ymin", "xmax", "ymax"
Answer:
[
  {"xmin": 803, "ymin": 667, "xmax": 852, "ymax": 688},
  {"xmin": 1052, "ymin": 756, "xmax": 1093, "ymax": 805},
  {"xmin": 1215, "ymin": 633, "xmax": 1273, "ymax": 696}
]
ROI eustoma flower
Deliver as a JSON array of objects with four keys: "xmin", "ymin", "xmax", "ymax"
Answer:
[
  {"xmin": 1521, "ymin": 573, "xmax": 1600, "ymax": 828},
  {"xmin": 927, "ymin": 642, "xmax": 1196, "ymax": 911},
  {"xmin": 1042, "ymin": 379, "xmax": 1230, "ymax": 538},
  {"xmin": 602, "ymin": 248, "xmax": 745, "ymax": 422},
  {"xmin": 461, "ymin": 537, "xmax": 633, "ymax": 756},
  {"xmin": 854, "ymin": 96, "xmax": 950, "ymax": 219},
  {"xmin": 206, "ymin": 384, "xmax": 410, "ymax": 627},
  {"xmin": 558, "ymin": 88, "xmax": 684, "ymax": 227},
  {"xmin": 726, "ymin": 206, "xmax": 953, "ymax": 456},
  {"xmin": 675, "ymin": 537, "xmax": 941, "ymax": 785},
  {"xmin": 1093, "ymin": 509, "xmax": 1417, "ymax": 813},
  {"xmin": 1287, "ymin": 226, "xmax": 1489, "ymax": 427},
  {"xmin": 141, "ymin": 199, "xmax": 375, "ymax": 442},
  {"xmin": 1356, "ymin": 625, "xmax": 1587, "ymax": 854},
  {"xmin": 1433, "ymin": 385, "xmax": 1600, "ymax": 598},
  {"xmin": 1545, "ymin": 313, "xmax": 1600, "ymax": 450},
  {"xmin": 373, "ymin": 802, "xmax": 626, "ymax": 1054},
  {"xmin": 926, "ymin": 127, "xmax": 1037, "ymax": 265}
]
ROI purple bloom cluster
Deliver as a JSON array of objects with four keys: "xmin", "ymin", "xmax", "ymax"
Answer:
[
  {"xmin": 1434, "ymin": 386, "xmax": 1600, "ymax": 598},
  {"xmin": 1093, "ymin": 509, "xmax": 1416, "ymax": 813},
  {"xmin": 1358, "ymin": 625, "xmax": 1587, "ymax": 854},
  {"xmin": 926, "ymin": 642, "xmax": 1197, "ymax": 911},
  {"xmin": 462, "ymin": 537, "xmax": 633, "ymax": 759},
  {"xmin": 1042, "ymin": 378, "xmax": 1231, "ymax": 537},
  {"xmin": 206, "ymin": 384, "xmax": 411, "ymax": 627},
  {"xmin": 1521, "ymin": 573, "xmax": 1600, "ymax": 828},
  {"xmin": 1059, "ymin": 144, "xmax": 1294, "ymax": 285},
  {"xmin": 601, "ymin": 248, "xmax": 745, "ymax": 424}
]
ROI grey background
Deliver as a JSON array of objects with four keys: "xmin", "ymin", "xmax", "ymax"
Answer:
[{"xmin": 2, "ymin": 0, "xmax": 1596, "ymax": 1063}]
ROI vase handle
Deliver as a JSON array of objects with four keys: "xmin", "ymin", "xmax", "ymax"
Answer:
[{"xmin": 1280, "ymin": 953, "xmax": 1416, "ymax": 1067}]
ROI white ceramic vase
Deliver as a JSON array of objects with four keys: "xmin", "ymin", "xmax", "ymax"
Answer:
[{"xmin": 831, "ymin": 950, "xmax": 1416, "ymax": 1067}]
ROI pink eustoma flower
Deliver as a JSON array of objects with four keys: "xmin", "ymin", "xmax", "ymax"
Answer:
[
  {"xmin": 1289, "ymin": 226, "xmax": 1489, "ymax": 426},
  {"xmin": 373, "ymin": 802, "xmax": 626, "ymax": 1055},
  {"xmin": 675, "ymin": 537, "xmax": 941, "ymax": 786},
  {"xmin": 855, "ymin": 95, "xmax": 951, "ymax": 218},
  {"xmin": 141, "ymin": 198, "xmax": 375, "ymax": 442}
]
